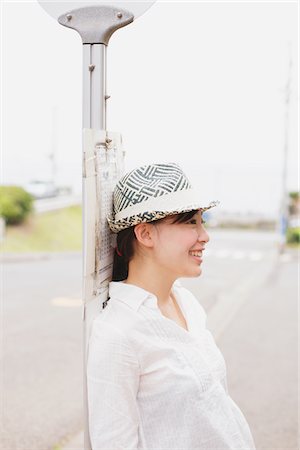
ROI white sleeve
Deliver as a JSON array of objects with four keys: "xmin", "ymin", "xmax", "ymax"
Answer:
[{"xmin": 87, "ymin": 319, "xmax": 140, "ymax": 450}]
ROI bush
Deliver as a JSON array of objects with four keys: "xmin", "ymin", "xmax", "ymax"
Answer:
[
  {"xmin": 0, "ymin": 186, "xmax": 34, "ymax": 224},
  {"xmin": 286, "ymin": 227, "xmax": 300, "ymax": 244}
]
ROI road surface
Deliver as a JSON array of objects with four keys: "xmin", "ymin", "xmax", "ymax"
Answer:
[{"xmin": 1, "ymin": 229, "xmax": 298, "ymax": 450}]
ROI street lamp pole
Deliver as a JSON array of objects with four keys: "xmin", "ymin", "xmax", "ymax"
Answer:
[
  {"xmin": 58, "ymin": 10, "xmax": 133, "ymax": 448},
  {"xmin": 279, "ymin": 49, "xmax": 292, "ymax": 254}
]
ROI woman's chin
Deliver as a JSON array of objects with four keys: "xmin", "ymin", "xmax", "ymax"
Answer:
[
  {"xmin": 193, "ymin": 268, "xmax": 202, "ymax": 277},
  {"xmin": 181, "ymin": 266, "xmax": 202, "ymax": 278}
]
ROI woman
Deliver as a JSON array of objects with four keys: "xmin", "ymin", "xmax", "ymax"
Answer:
[{"xmin": 87, "ymin": 162, "xmax": 256, "ymax": 450}]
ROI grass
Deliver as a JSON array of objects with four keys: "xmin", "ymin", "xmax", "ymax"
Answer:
[{"xmin": 1, "ymin": 205, "xmax": 82, "ymax": 252}]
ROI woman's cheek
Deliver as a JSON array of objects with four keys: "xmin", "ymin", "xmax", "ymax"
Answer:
[{"xmin": 190, "ymin": 229, "xmax": 199, "ymax": 242}]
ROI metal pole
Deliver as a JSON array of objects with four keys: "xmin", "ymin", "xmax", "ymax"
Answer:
[
  {"xmin": 57, "ymin": 8, "xmax": 134, "ymax": 449},
  {"xmin": 82, "ymin": 43, "xmax": 107, "ymax": 450},
  {"xmin": 83, "ymin": 44, "xmax": 107, "ymax": 129},
  {"xmin": 82, "ymin": 42, "xmax": 107, "ymax": 324},
  {"xmin": 50, "ymin": 106, "xmax": 58, "ymax": 189}
]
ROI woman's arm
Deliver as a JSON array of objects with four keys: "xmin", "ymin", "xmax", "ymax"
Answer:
[{"xmin": 87, "ymin": 319, "xmax": 140, "ymax": 450}]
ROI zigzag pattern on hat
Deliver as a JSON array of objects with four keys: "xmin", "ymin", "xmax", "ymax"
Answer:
[{"xmin": 114, "ymin": 163, "xmax": 192, "ymax": 214}]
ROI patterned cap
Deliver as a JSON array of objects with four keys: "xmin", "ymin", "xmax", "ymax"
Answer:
[{"xmin": 107, "ymin": 162, "xmax": 220, "ymax": 233}]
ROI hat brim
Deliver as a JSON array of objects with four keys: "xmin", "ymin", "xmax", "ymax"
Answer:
[{"xmin": 107, "ymin": 200, "xmax": 220, "ymax": 233}]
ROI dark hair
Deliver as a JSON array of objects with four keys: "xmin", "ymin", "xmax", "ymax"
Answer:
[{"xmin": 112, "ymin": 210, "xmax": 199, "ymax": 282}]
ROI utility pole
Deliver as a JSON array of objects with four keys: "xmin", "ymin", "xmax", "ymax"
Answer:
[
  {"xmin": 279, "ymin": 45, "xmax": 292, "ymax": 254},
  {"xmin": 49, "ymin": 106, "xmax": 58, "ymax": 189}
]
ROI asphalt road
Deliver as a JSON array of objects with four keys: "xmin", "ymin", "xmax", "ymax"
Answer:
[
  {"xmin": 218, "ymin": 247, "xmax": 298, "ymax": 450},
  {"xmin": 2, "ymin": 254, "xmax": 83, "ymax": 450},
  {"xmin": 1, "ymin": 229, "xmax": 298, "ymax": 450}
]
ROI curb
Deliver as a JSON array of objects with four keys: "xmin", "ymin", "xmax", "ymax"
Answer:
[{"xmin": 1, "ymin": 251, "xmax": 81, "ymax": 263}]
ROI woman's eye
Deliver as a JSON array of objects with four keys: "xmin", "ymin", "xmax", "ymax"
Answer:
[{"xmin": 186, "ymin": 218, "xmax": 206, "ymax": 225}]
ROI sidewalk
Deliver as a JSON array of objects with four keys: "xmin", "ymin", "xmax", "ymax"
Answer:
[{"xmin": 1, "ymin": 251, "xmax": 81, "ymax": 263}]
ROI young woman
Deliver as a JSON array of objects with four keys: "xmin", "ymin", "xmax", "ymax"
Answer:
[{"xmin": 87, "ymin": 162, "xmax": 256, "ymax": 450}]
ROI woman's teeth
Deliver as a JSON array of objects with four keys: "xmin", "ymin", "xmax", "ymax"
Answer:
[{"xmin": 189, "ymin": 251, "xmax": 202, "ymax": 257}]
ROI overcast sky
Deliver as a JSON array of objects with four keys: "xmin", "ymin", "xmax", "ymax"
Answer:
[{"xmin": 1, "ymin": 0, "xmax": 298, "ymax": 218}]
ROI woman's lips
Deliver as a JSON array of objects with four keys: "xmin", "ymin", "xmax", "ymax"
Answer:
[{"xmin": 190, "ymin": 255, "xmax": 203, "ymax": 263}]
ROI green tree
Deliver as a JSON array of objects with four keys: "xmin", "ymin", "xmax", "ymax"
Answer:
[{"xmin": 0, "ymin": 186, "xmax": 34, "ymax": 224}]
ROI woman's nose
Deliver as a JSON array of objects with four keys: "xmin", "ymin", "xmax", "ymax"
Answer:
[{"xmin": 198, "ymin": 228, "xmax": 210, "ymax": 244}]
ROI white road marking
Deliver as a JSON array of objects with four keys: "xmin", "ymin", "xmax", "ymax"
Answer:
[
  {"xmin": 248, "ymin": 251, "xmax": 263, "ymax": 261},
  {"xmin": 279, "ymin": 253, "xmax": 292, "ymax": 262},
  {"xmin": 232, "ymin": 251, "xmax": 246, "ymax": 259},
  {"xmin": 215, "ymin": 249, "xmax": 231, "ymax": 258},
  {"xmin": 51, "ymin": 297, "xmax": 82, "ymax": 307},
  {"xmin": 206, "ymin": 249, "xmax": 266, "ymax": 261}
]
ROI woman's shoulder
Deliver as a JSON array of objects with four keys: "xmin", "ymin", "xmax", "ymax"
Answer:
[{"xmin": 89, "ymin": 297, "xmax": 141, "ymax": 344}]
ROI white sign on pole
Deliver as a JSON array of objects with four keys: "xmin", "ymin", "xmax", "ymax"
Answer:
[
  {"xmin": 38, "ymin": 1, "xmax": 155, "ymax": 21},
  {"xmin": 83, "ymin": 128, "xmax": 124, "ymax": 304}
]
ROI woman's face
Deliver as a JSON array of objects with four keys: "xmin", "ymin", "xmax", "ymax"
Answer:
[{"xmin": 151, "ymin": 210, "xmax": 210, "ymax": 279}]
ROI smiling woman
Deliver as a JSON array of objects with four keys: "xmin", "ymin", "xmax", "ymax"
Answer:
[
  {"xmin": 87, "ymin": 162, "xmax": 256, "ymax": 450},
  {"xmin": 112, "ymin": 209, "xmax": 204, "ymax": 282}
]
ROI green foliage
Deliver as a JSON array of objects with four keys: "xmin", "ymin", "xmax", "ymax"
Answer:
[
  {"xmin": 0, "ymin": 185, "xmax": 34, "ymax": 224},
  {"xmin": 2, "ymin": 205, "xmax": 82, "ymax": 252},
  {"xmin": 287, "ymin": 227, "xmax": 300, "ymax": 244},
  {"xmin": 289, "ymin": 191, "xmax": 299, "ymax": 200}
]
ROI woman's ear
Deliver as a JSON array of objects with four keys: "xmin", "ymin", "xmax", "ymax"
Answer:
[{"xmin": 134, "ymin": 223, "xmax": 154, "ymax": 248}]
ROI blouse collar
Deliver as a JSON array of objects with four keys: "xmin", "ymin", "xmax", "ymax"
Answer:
[{"xmin": 108, "ymin": 280, "xmax": 182, "ymax": 312}]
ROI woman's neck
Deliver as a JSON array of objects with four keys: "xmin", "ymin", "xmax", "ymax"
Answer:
[{"xmin": 125, "ymin": 258, "xmax": 176, "ymax": 307}]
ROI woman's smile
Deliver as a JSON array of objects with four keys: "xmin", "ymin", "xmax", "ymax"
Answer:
[
  {"xmin": 189, "ymin": 247, "xmax": 204, "ymax": 264},
  {"xmin": 189, "ymin": 254, "xmax": 203, "ymax": 264}
]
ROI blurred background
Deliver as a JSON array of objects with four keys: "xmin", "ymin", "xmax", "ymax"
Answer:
[{"xmin": 1, "ymin": 1, "xmax": 298, "ymax": 449}]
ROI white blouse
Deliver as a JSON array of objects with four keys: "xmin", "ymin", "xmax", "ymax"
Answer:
[{"xmin": 87, "ymin": 280, "xmax": 256, "ymax": 450}]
